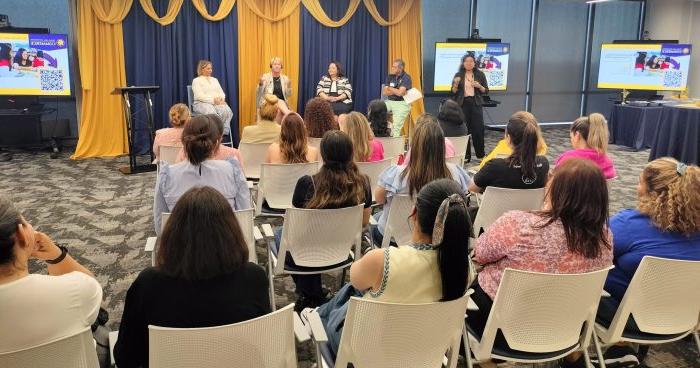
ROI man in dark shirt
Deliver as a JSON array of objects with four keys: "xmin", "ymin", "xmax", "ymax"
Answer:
[{"xmin": 383, "ymin": 58, "xmax": 413, "ymax": 137}]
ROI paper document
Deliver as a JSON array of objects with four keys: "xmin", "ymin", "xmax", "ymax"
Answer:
[{"xmin": 403, "ymin": 88, "xmax": 423, "ymax": 104}]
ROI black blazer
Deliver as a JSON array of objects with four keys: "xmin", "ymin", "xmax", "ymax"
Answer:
[{"xmin": 451, "ymin": 69, "xmax": 489, "ymax": 107}]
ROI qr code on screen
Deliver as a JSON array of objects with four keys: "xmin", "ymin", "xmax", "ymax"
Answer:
[
  {"xmin": 486, "ymin": 70, "xmax": 504, "ymax": 88},
  {"xmin": 40, "ymin": 69, "xmax": 64, "ymax": 91},
  {"xmin": 663, "ymin": 70, "xmax": 683, "ymax": 88}
]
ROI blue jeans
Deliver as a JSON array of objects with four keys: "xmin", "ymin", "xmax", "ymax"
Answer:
[{"xmin": 317, "ymin": 283, "xmax": 363, "ymax": 358}]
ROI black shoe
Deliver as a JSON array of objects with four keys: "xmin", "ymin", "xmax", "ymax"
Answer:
[
  {"xmin": 591, "ymin": 345, "xmax": 640, "ymax": 367},
  {"xmin": 560, "ymin": 355, "xmax": 587, "ymax": 368}
]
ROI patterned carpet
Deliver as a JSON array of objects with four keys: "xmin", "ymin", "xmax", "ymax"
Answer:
[{"xmin": 0, "ymin": 127, "xmax": 697, "ymax": 368}]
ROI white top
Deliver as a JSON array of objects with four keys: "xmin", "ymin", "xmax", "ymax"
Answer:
[
  {"xmin": 0, "ymin": 272, "xmax": 102, "ymax": 353},
  {"xmin": 192, "ymin": 76, "xmax": 226, "ymax": 104}
]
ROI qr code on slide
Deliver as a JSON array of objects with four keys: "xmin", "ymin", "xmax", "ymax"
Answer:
[
  {"xmin": 40, "ymin": 69, "xmax": 64, "ymax": 91},
  {"xmin": 663, "ymin": 70, "xmax": 683, "ymax": 88},
  {"xmin": 486, "ymin": 70, "xmax": 504, "ymax": 88}
]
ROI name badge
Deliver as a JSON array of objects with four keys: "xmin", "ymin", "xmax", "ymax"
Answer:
[{"xmin": 389, "ymin": 82, "xmax": 395, "ymax": 87}]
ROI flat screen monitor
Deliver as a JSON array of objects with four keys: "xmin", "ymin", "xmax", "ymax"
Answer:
[
  {"xmin": 433, "ymin": 42, "xmax": 510, "ymax": 92},
  {"xmin": 0, "ymin": 33, "xmax": 71, "ymax": 96},
  {"xmin": 597, "ymin": 43, "xmax": 692, "ymax": 91}
]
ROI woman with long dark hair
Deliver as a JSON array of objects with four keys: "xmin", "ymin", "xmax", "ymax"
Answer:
[
  {"xmin": 276, "ymin": 131, "xmax": 372, "ymax": 309},
  {"xmin": 452, "ymin": 54, "xmax": 489, "ymax": 160},
  {"xmin": 12, "ymin": 48, "xmax": 32, "ymax": 68},
  {"xmin": 367, "ymin": 99, "xmax": 391, "ymax": 137},
  {"xmin": 316, "ymin": 61, "xmax": 353, "ymax": 115},
  {"xmin": 266, "ymin": 113, "xmax": 318, "ymax": 163},
  {"xmin": 470, "ymin": 112, "xmax": 549, "ymax": 192},
  {"xmin": 302, "ymin": 179, "xmax": 471, "ymax": 359},
  {"xmin": 115, "ymin": 187, "xmax": 270, "ymax": 368}
]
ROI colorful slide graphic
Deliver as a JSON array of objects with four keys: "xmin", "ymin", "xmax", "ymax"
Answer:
[
  {"xmin": 598, "ymin": 43, "xmax": 692, "ymax": 91},
  {"xmin": 434, "ymin": 42, "xmax": 510, "ymax": 91}
]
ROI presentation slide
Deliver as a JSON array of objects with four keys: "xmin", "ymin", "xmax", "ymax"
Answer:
[
  {"xmin": 0, "ymin": 33, "xmax": 72, "ymax": 96},
  {"xmin": 434, "ymin": 42, "xmax": 510, "ymax": 92},
  {"xmin": 598, "ymin": 43, "xmax": 692, "ymax": 91}
]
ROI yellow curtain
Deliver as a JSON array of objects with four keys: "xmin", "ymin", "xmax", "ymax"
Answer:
[
  {"xmin": 237, "ymin": 0, "xmax": 300, "ymax": 130},
  {"xmin": 300, "ymin": 0, "xmax": 361, "ymax": 27},
  {"xmin": 388, "ymin": 0, "xmax": 424, "ymax": 136},
  {"xmin": 139, "ymin": 0, "xmax": 184, "ymax": 26},
  {"xmin": 72, "ymin": 0, "xmax": 131, "ymax": 159},
  {"xmin": 192, "ymin": 0, "xmax": 237, "ymax": 21},
  {"xmin": 364, "ymin": 0, "xmax": 413, "ymax": 26}
]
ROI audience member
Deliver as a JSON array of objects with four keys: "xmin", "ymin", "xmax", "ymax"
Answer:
[
  {"xmin": 374, "ymin": 117, "xmax": 470, "ymax": 243},
  {"xmin": 341, "ymin": 111, "xmax": 384, "ymax": 162},
  {"xmin": 367, "ymin": 99, "xmax": 391, "ymax": 138},
  {"xmin": 275, "ymin": 131, "xmax": 372, "ymax": 310},
  {"xmin": 555, "ymin": 113, "xmax": 616, "ymax": 179},
  {"xmin": 266, "ymin": 113, "xmax": 319, "ymax": 163},
  {"xmin": 177, "ymin": 114, "xmax": 244, "ymax": 166},
  {"xmin": 153, "ymin": 115, "xmax": 250, "ymax": 233},
  {"xmin": 470, "ymin": 112, "xmax": 550, "ymax": 192},
  {"xmin": 304, "ymin": 97, "xmax": 338, "ymax": 138},
  {"xmin": 437, "ymin": 99, "xmax": 468, "ymax": 137},
  {"xmin": 479, "ymin": 111, "xmax": 547, "ymax": 169},
  {"xmin": 240, "ymin": 94, "xmax": 281, "ymax": 144},
  {"xmin": 402, "ymin": 114, "xmax": 456, "ymax": 165},
  {"xmin": 0, "ymin": 197, "xmax": 102, "ymax": 355},
  {"xmin": 153, "ymin": 103, "xmax": 189, "ymax": 159},
  {"xmin": 115, "ymin": 187, "xmax": 270, "ymax": 368},
  {"xmin": 304, "ymin": 179, "xmax": 471, "ymax": 358},
  {"xmin": 470, "ymin": 158, "xmax": 613, "ymax": 365}
]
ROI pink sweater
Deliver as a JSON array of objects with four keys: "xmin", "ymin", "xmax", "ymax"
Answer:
[
  {"xmin": 153, "ymin": 128, "xmax": 184, "ymax": 159},
  {"xmin": 366, "ymin": 139, "xmax": 385, "ymax": 162},
  {"xmin": 555, "ymin": 149, "xmax": 616, "ymax": 179}
]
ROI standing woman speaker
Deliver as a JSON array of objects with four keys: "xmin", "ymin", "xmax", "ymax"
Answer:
[{"xmin": 452, "ymin": 54, "xmax": 489, "ymax": 160}]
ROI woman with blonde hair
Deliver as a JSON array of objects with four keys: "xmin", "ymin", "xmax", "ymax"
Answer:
[
  {"xmin": 191, "ymin": 60, "xmax": 234, "ymax": 138},
  {"xmin": 586, "ymin": 158, "xmax": 700, "ymax": 367},
  {"xmin": 153, "ymin": 103, "xmax": 190, "ymax": 159},
  {"xmin": 240, "ymin": 94, "xmax": 282, "ymax": 144},
  {"xmin": 257, "ymin": 56, "xmax": 292, "ymax": 105},
  {"xmin": 479, "ymin": 111, "xmax": 547, "ymax": 168},
  {"xmin": 555, "ymin": 113, "xmax": 616, "ymax": 178},
  {"xmin": 266, "ymin": 113, "xmax": 318, "ymax": 164},
  {"xmin": 340, "ymin": 112, "xmax": 384, "ymax": 162}
]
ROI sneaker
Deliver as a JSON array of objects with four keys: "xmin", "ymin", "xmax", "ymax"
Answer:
[{"xmin": 591, "ymin": 345, "xmax": 640, "ymax": 367}]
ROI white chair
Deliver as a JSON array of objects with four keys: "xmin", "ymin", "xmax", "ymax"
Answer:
[
  {"xmin": 465, "ymin": 267, "xmax": 612, "ymax": 367},
  {"xmin": 304, "ymin": 291, "xmax": 473, "ymax": 368},
  {"xmin": 447, "ymin": 135, "xmax": 470, "ymax": 158},
  {"xmin": 268, "ymin": 205, "xmax": 364, "ymax": 310},
  {"xmin": 308, "ymin": 137, "xmax": 323, "ymax": 150},
  {"xmin": 472, "ymin": 187, "xmax": 545, "ymax": 237},
  {"xmin": 255, "ymin": 162, "xmax": 319, "ymax": 216},
  {"xmin": 0, "ymin": 327, "xmax": 99, "ymax": 368},
  {"xmin": 146, "ymin": 210, "xmax": 262, "ymax": 266},
  {"xmin": 238, "ymin": 142, "xmax": 271, "ymax": 180},
  {"xmin": 380, "ymin": 194, "xmax": 414, "ymax": 248},
  {"xmin": 356, "ymin": 158, "xmax": 393, "ymax": 202},
  {"xmin": 374, "ymin": 136, "xmax": 405, "ymax": 164},
  {"xmin": 158, "ymin": 145, "xmax": 181, "ymax": 165},
  {"xmin": 592, "ymin": 257, "xmax": 700, "ymax": 368},
  {"xmin": 446, "ymin": 154, "xmax": 465, "ymax": 168}
]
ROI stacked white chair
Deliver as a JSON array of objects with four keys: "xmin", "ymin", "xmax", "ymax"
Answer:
[
  {"xmin": 0, "ymin": 327, "xmax": 99, "ymax": 368},
  {"xmin": 255, "ymin": 162, "xmax": 319, "ymax": 216},
  {"xmin": 472, "ymin": 187, "xmax": 545, "ymax": 237}
]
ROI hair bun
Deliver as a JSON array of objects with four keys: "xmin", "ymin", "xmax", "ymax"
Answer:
[{"xmin": 264, "ymin": 94, "xmax": 279, "ymax": 105}]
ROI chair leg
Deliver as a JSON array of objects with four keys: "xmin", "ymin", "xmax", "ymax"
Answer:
[
  {"xmin": 463, "ymin": 325, "xmax": 474, "ymax": 368},
  {"xmin": 693, "ymin": 330, "xmax": 700, "ymax": 357},
  {"xmin": 582, "ymin": 347, "xmax": 594, "ymax": 368},
  {"xmin": 338, "ymin": 268, "xmax": 347, "ymax": 290},
  {"xmin": 592, "ymin": 331, "xmax": 607, "ymax": 368},
  {"xmin": 267, "ymin": 251, "xmax": 276, "ymax": 311}
]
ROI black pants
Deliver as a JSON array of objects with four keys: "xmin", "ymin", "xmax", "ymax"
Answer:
[{"xmin": 461, "ymin": 97, "xmax": 485, "ymax": 159}]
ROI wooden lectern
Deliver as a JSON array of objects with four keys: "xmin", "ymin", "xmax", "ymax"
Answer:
[{"xmin": 114, "ymin": 86, "xmax": 159, "ymax": 174}]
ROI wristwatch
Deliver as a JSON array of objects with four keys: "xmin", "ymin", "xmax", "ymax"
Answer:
[{"xmin": 46, "ymin": 245, "xmax": 68, "ymax": 264}]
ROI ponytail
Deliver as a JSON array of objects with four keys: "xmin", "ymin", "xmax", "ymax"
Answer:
[
  {"xmin": 506, "ymin": 112, "xmax": 540, "ymax": 180},
  {"xmin": 182, "ymin": 115, "xmax": 219, "ymax": 165},
  {"xmin": 571, "ymin": 113, "xmax": 609, "ymax": 154}
]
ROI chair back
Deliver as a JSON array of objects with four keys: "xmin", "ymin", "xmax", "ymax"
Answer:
[
  {"xmin": 335, "ymin": 292, "xmax": 472, "ymax": 368},
  {"xmin": 148, "ymin": 304, "xmax": 297, "ymax": 368},
  {"xmin": 159, "ymin": 145, "xmax": 181, "ymax": 165},
  {"xmin": 0, "ymin": 327, "xmax": 99, "ymax": 368},
  {"xmin": 447, "ymin": 135, "xmax": 470, "ymax": 157},
  {"xmin": 186, "ymin": 85, "xmax": 194, "ymax": 111},
  {"xmin": 256, "ymin": 162, "xmax": 319, "ymax": 214},
  {"xmin": 238, "ymin": 142, "xmax": 271, "ymax": 179},
  {"xmin": 234, "ymin": 208, "xmax": 258, "ymax": 264},
  {"xmin": 602, "ymin": 256, "xmax": 700, "ymax": 341},
  {"xmin": 308, "ymin": 137, "xmax": 322, "ymax": 150},
  {"xmin": 382, "ymin": 194, "xmax": 414, "ymax": 248},
  {"xmin": 472, "ymin": 268, "xmax": 611, "ymax": 360},
  {"xmin": 374, "ymin": 136, "xmax": 405, "ymax": 163},
  {"xmin": 277, "ymin": 205, "xmax": 363, "ymax": 272},
  {"xmin": 472, "ymin": 187, "xmax": 545, "ymax": 236},
  {"xmin": 446, "ymin": 154, "xmax": 465, "ymax": 168},
  {"xmin": 356, "ymin": 158, "xmax": 393, "ymax": 201}
]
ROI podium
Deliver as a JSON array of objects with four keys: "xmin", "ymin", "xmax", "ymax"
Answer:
[{"xmin": 114, "ymin": 86, "xmax": 159, "ymax": 174}]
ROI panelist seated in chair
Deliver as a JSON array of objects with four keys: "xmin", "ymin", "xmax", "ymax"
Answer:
[
  {"xmin": 191, "ymin": 59, "xmax": 233, "ymax": 137},
  {"xmin": 240, "ymin": 94, "xmax": 282, "ymax": 144},
  {"xmin": 265, "ymin": 113, "xmax": 318, "ymax": 164},
  {"xmin": 316, "ymin": 61, "xmax": 353, "ymax": 115},
  {"xmin": 470, "ymin": 159, "xmax": 613, "ymax": 367},
  {"xmin": 0, "ymin": 197, "xmax": 103, "ymax": 357},
  {"xmin": 301, "ymin": 179, "xmax": 471, "ymax": 359},
  {"xmin": 115, "ymin": 187, "xmax": 270, "ymax": 368},
  {"xmin": 153, "ymin": 115, "xmax": 250, "ymax": 234},
  {"xmin": 153, "ymin": 103, "xmax": 190, "ymax": 160}
]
